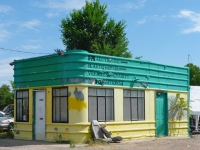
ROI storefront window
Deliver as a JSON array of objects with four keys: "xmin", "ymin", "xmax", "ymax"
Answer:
[
  {"xmin": 88, "ymin": 88, "xmax": 114, "ymax": 122},
  {"xmin": 123, "ymin": 90, "xmax": 145, "ymax": 121},
  {"xmin": 16, "ymin": 90, "xmax": 29, "ymax": 122},
  {"xmin": 52, "ymin": 88, "xmax": 68, "ymax": 123}
]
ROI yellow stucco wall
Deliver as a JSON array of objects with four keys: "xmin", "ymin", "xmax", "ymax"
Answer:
[
  {"xmin": 14, "ymin": 86, "xmax": 189, "ymax": 143},
  {"xmin": 168, "ymin": 92, "xmax": 188, "ymax": 136},
  {"xmin": 44, "ymin": 86, "xmax": 158, "ymax": 142},
  {"xmin": 68, "ymin": 86, "xmax": 88, "ymax": 123}
]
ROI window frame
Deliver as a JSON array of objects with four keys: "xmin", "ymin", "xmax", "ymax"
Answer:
[
  {"xmin": 88, "ymin": 88, "xmax": 114, "ymax": 122},
  {"xmin": 123, "ymin": 89, "xmax": 145, "ymax": 121},
  {"xmin": 16, "ymin": 90, "xmax": 29, "ymax": 122},
  {"xmin": 52, "ymin": 87, "xmax": 68, "ymax": 123}
]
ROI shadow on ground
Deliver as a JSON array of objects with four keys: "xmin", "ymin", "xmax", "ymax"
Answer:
[
  {"xmin": 0, "ymin": 139, "xmax": 67, "ymax": 147},
  {"xmin": 191, "ymin": 131, "xmax": 200, "ymax": 135}
]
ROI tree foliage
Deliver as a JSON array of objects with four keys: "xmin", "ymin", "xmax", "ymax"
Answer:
[
  {"xmin": 185, "ymin": 63, "xmax": 200, "ymax": 85},
  {"xmin": 60, "ymin": 0, "xmax": 132, "ymax": 58},
  {"xmin": 0, "ymin": 84, "xmax": 14, "ymax": 110}
]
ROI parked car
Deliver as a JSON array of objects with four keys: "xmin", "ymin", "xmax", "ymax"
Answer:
[
  {"xmin": 0, "ymin": 111, "xmax": 14, "ymax": 132},
  {"xmin": 2, "ymin": 104, "xmax": 14, "ymax": 114}
]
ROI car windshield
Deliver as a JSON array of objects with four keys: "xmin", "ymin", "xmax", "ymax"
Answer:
[
  {"xmin": 0, "ymin": 112, "xmax": 5, "ymax": 117},
  {"xmin": 2, "ymin": 105, "xmax": 9, "ymax": 112},
  {"xmin": 5, "ymin": 111, "xmax": 13, "ymax": 117}
]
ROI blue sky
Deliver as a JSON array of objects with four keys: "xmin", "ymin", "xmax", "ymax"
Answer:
[{"xmin": 0, "ymin": 0, "xmax": 200, "ymax": 87}]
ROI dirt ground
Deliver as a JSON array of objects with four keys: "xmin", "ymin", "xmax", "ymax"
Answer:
[{"xmin": 0, "ymin": 133, "xmax": 200, "ymax": 150}]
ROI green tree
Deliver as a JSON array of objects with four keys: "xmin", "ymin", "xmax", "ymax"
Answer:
[
  {"xmin": 185, "ymin": 63, "xmax": 200, "ymax": 85},
  {"xmin": 60, "ymin": 0, "xmax": 132, "ymax": 58},
  {"xmin": 0, "ymin": 84, "xmax": 14, "ymax": 110}
]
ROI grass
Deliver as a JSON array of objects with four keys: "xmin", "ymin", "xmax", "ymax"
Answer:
[
  {"xmin": 53, "ymin": 133, "xmax": 76, "ymax": 148},
  {"xmin": 85, "ymin": 139, "xmax": 109, "ymax": 146},
  {"xmin": 0, "ymin": 131, "xmax": 14, "ymax": 139}
]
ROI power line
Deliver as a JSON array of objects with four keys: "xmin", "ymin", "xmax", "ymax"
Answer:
[{"xmin": 0, "ymin": 47, "xmax": 52, "ymax": 55}]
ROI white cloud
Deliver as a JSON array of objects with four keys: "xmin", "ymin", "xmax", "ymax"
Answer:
[
  {"xmin": 0, "ymin": 58, "xmax": 19, "ymax": 78},
  {"xmin": 137, "ymin": 15, "xmax": 166, "ymax": 24},
  {"xmin": 45, "ymin": 0, "xmax": 85, "ymax": 10},
  {"xmin": 22, "ymin": 19, "xmax": 41, "ymax": 30},
  {"xmin": 46, "ymin": 12, "xmax": 59, "ymax": 17},
  {"xmin": 110, "ymin": 0, "xmax": 146, "ymax": 12},
  {"xmin": 177, "ymin": 10, "xmax": 200, "ymax": 34},
  {"xmin": 0, "ymin": 5, "xmax": 13, "ymax": 14},
  {"xmin": 137, "ymin": 17, "xmax": 147, "ymax": 24},
  {"xmin": 122, "ymin": 0, "xmax": 146, "ymax": 10},
  {"xmin": 34, "ymin": 0, "xmax": 87, "ymax": 17},
  {"xmin": 22, "ymin": 45, "xmax": 41, "ymax": 50},
  {"xmin": 0, "ymin": 29, "xmax": 10, "ymax": 42},
  {"xmin": 28, "ymin": 39, "xmax": 42, "ymax": 43}
]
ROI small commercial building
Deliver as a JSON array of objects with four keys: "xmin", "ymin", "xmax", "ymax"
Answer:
[{"xmin": 13, "ymin": 50, "xmax": 190, "ymax": 143}]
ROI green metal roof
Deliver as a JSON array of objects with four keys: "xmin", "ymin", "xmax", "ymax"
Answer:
[{"xmin": 13, "ymin": 50, "xmax": 189, "ymax": 91}]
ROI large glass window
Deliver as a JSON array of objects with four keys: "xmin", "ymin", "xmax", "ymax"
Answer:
[
  {"xmin": 16, "ymin": 90, "xmax": 29, "ymax": 122},
  {"xmin": 123, "ymin": 90, "xmax": 145, "ymax": 121},
  {"xmin": 88, "ymin": 88, "xmax": 114, "ymax": 122},
  {"xmin": 52, "ymin": 88, "xmax": 68, "ymax": 123}
]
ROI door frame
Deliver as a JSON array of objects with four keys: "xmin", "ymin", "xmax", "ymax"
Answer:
[
  {"xmin": 32, "ymin": 89, "xmax": 46, "ymax": 140},
  {"xmin": 155, "ymin": 91, "xmax": 168, "ymax": 136}
]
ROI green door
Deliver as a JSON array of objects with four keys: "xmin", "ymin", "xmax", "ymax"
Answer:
[{"xmin": 156, "ymin": 92, "xmax": 168, "ymax": 136}]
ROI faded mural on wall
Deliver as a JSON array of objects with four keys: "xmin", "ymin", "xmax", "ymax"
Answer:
[
  {"xmin": 168, "ymin": 93, "xmax": 188, "ymax": 136},
  {"xmin": 68, "ymin": 87, "xmax": 87, "ymax": 112},
  {"xmin": 168, "ymin": 93, "xmax": 187, "ymax": 120}
]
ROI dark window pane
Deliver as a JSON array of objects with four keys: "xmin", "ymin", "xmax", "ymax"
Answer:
[
  {"xmin": 23, "ymin": 98, "xmax": 28, "ymax": 121},
  {"xmin": 98, "ymin": 97, "xmax": 105, "ymax": 121},
  {"xmin": 52, "ymin": 88, "xmax": 68, "ymax": 123},
  {"xmin": 124, "ymin": 90, "xmax": 130, "ymax": 97},
  {"xmin": 123, "ymin": 90, "xmax": 145, "ymax": 121},
  {"xmin": 60, "ymin": 97, "xmax": 67, "ymax": 122},
  {"xmin": 106, "ymin": 97, "xmax": 113, "ymax": 120},
  {"xmin": 97, "ymin": 89, "xmax": 105, "ymax": 96},
  {"xmin": 53, "ymin": 89, "xmax": 60, "ymax": 96},
  {"xmin": 138, "ymin": 90, "xmax": 144, "ymax": 97},
  {"xmin": 88, "ymin": 97, "xmax": 97, "ymax": 122},
  {"xmin": 17, "ymin": 91, "xmax": 22, "ymax": 98},
  {"xmin": 123, "ymin": 98, "xmax": 131, "ymax": 121},
  {"xmin": 88, "ymin": 88, "xmax": 96, "ymax": 96},
  {"xmin": 88, "ymin": 88, "xmax": 114, "ymax": 122},
  {"xmin": 16, "ymin": 90, "xmax": 29, "ymax": 122},
  {"xmin": 23, "ymin": 91, "xmax": 28, "ymax": 98},
  {"xmin": 60, "ymin": 88, "xmax": 68, "ymax": 96},
  {"xmin": 138, "ymin": 98, "xmax": 145, "ymax": 120},
  {"xmin": 131, "ymin": 98, "xmax": 138, "ymax": 120},
  {"xmin": 106, "ymin": 89, "xmax": 113, "ymax": 96},
  {"xmin": 131, "ymin": 91, "xmax": 137, "ymax": 97}
]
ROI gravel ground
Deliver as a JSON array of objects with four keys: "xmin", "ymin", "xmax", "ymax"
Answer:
[{"xmin": 0, "ymin": 133, "xmax": 200, "ymax": 150}]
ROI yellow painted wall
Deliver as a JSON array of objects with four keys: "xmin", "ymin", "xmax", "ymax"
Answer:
[
  {"xmin": 114, "ymin": 88, "xmax": 123, "ymax": 121},
  {"xmin": 168, "ymin": 92, "xmax": 189, "ymax": 136},
  {"xmin": 68, "ymin": 86, "xmax": 88, "ymax": 123},
  {"xmin": 145, "ymin": 89, "xmax": 156, "ymax": 121},
  {"xmin": 14, "ymin": 86, "xmax": 189, "ymax": 143},
  {"xmin": 46, "ymin": 87, "xmax": 52, "ymax": 124},
  {"xmin": 45, "ymin": 86, "xmax": 89, "ymax": 143}
]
